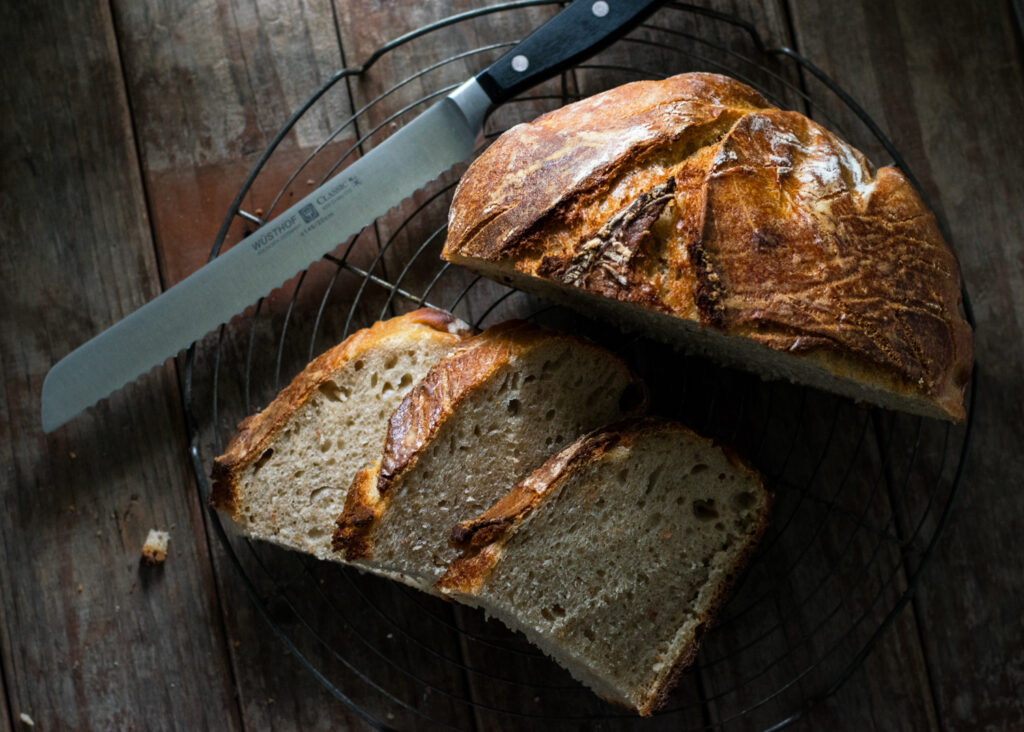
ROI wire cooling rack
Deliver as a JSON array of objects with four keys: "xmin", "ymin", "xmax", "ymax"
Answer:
[{"xmin": 182, "ymin": 3, "xmax": 976, "ymax": 730}]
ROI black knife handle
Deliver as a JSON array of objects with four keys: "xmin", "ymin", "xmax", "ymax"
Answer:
[{"xmin": 474, "ymin": 0, "xmax": 664, "ymax": 105}]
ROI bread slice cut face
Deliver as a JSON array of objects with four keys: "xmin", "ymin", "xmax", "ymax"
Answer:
[
  {"xmin": 437, "ymin": 418, "xmax": 771, "ymax": 716},
  {"xmin": 210, "ymin": 308, "xmax": 473, "ymax": 560},
  {"xmin": 332, "ymin": 320, "xmax": 644, "ymax": 591}
]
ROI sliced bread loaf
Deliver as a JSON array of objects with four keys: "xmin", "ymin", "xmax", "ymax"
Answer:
[
  {"xmin": 332, "ymin": 320, "xmax": 644, "ymax": 591},
  {"xmin": 437, "ymin": 418, "xmax": 770, "ymax": 716},
  {"xmin": 442, "ymin": 72, "xmax": 972, "ymax": 421},
  {"xmin": 210, "ymin": 308, "xmax": 472, "ymax": 559}
]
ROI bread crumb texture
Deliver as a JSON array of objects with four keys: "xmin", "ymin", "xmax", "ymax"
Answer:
[
  {"xmin": 333, "ymin": 321, "xmax": 642, "ymax": 592},
  {"xmin": 209, "ymin": 309, "xmax": 471, "ymax": 560},
  {"xmin": 439, "ymin": 418, "xmax": 770, "ymax": 715}
]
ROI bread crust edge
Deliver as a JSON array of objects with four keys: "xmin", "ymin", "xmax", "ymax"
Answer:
[
  {"xmin": 331, "ymin": 321, "xmax": 645, "ymax": 560},
  {"xmin": 209, "ymin": 308, "xmax": 471, "ymax": 517},
  {"xmin": 436, "ymin": 417, "xmax": 773, "ymax": 716}
]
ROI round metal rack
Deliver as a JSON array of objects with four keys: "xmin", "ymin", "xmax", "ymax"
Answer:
[{"xmin": 183, "ymin": 3, "xmax": 976, "ymax": 730}]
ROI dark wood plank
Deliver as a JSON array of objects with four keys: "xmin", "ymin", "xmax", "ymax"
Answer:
[
  {"xmin": 108, "ymin": 1, "xmax": 380, "ymax": 729},
  {"xmin": 1, "ymin": 665, "xmax": 10, "ymax": 732},
  {"xmin": 110, "ymin": 0, "xmax": 358, "ymax": 289},
  {"xmin": 788, "ymin": 0, "xmax": 1024, "ymax": 728},
  {"xmin": 0, "ymin": 1, "xmax": 242, "ymax": 730}
]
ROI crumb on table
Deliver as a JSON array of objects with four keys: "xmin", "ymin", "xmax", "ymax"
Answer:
[{"xmin": 141, "ymin": 529, "xmax": 170, "ymax": 565}]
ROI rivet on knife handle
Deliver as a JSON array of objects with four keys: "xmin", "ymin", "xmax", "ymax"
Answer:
[{"xmin": 475, "ymin": 0, "xmax": 664, "ymax": 105}]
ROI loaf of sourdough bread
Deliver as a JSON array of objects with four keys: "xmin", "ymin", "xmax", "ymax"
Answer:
[
  {"xmin": 210, "ymin": 308, "xmax": 472, "ymax": 559},
  {"xmin": 437, "ymin": 418, "xmax": 771, "ymax": 716},
  {"xmin": 332, "ymin": 320, "xmax": 644, "ymax": 592},
  {"xmin": 442, "ymin": 72, "xmax": 972, "ymax": 421}
]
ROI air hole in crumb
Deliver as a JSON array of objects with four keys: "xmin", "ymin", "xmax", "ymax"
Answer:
[
  {"xmin": 544, "ymin": 408, "xmax": 556, "ymax": 421},
  {"xmin": 473, "ymin": 425, "xmax": 482, "ymax": 438},
  {"xmin": 524, "ymin": 374, "xmax": 536, "ymax": 384},
  {"xmin": 618, "ymin": 469, "xmax": 629, "ymax": 482},
  {"xmin": 718, "ymin": 473, "xmax": 727, "ymax": 481},
  {"xmin": 582, "ymin": 628, "xmax": 595, "ymax": 641},
  {"xmin": 732, "ymin": 491, "xmax": 757, "ymax": 510},
  {"xmin": 381, "ymin": 381, "xmax": 394, "ymax": 394},
  {"xmin": 715, "ymin": 521, "xmax": 725, "ymax": 531},
  {"xmin": 384, "ymin": 354, "xmax": 398, "ymax": 369},
  {"xmin": 319, "ymin": 439, "xmax": 332, "ymax": 452},
  {"xmin": 370, "ymin": 373, "xmax": 378, "ymax": 388},
  {"xmin": 691, "ymin": 464, "xmax": 709, "ymax": 475},
  {"xmin": 507, "ymin": 398, "xmax": 520, "ymax": 415},
  {"xmin": 253, "ymin": 448, "xmax": 274, "ymax": 472},
  {"xmin": 354, "ymin": 360, "xmax": 364, "ymax": 371},
  {"xmin": 399, "ymin": 374, "xmax": 412, "ymax": 388},
  {"xmin": 318, "ymin": 381, "xmax": 349, "ymax": 402},
  {"xmin": 619, "ymin": 383, "xmax": 644, "ymax": 412},
  {"xmin": 595, "ymin": 497, "xmax": 605, "ymax": 507},
  {"xmin": 646, "ymin": 465, "xmax": 663, "ymax": 495},
  {"xmin": 693, "ymin": 499, "xmax": 718, "ymax": 521}
]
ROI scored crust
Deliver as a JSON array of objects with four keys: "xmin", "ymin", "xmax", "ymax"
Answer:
[
  {"xmin": 437, "ymin": 417, "xmax": 772, "ymax": 716},
  {"xmin": 209, "ymin": 308, "xmax": 472, "ymax": 516},
  {"xmin": 331, "ymin": 321, "xmax": 645, "ymax": 559},
  {"xmin": 442, "ymin": 72, "xmax": 973, "ymax": 421}
]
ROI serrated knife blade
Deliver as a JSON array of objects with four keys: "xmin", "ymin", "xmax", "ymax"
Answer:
[
  {"xmin": 41, "ymin": 0, "xmax": 664, "ymax": 432},
  {"xmin": 41, "ymin": 82, "xmax": 488, "ymax": 433}
]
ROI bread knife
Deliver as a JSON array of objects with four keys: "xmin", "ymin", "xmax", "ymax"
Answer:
[{"xmin": 40, "ymin": 0, "xmax": 663, "ymax": 432}]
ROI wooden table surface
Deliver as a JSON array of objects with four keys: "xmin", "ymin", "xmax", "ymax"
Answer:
[{"xmin": 3, "ymin": 1, "xmax": 1022, "ymax": 729}]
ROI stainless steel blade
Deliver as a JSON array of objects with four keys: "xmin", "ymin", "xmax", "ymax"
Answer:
[{"xmin": 41, "ymin": 79, "xmax": 492, "ymax": 432}]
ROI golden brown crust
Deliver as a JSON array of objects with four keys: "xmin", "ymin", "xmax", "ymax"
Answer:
[
  {"xmin": 330, "ymin": 465, "xmax": 380, "ymax": 559},
  {"xmin": 443, "ymin": 72, "xmax": 973, "ymax": 421},
  {"xmin": 331, "ymin": 321, "xmax": 643, "ymax": 559},
  {"xmin": 209, "ymin": 308, "xmax": 471, "ymax": 515}
]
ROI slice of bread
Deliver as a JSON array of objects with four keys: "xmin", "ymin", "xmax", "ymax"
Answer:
[
  {"xmin": 210, "ymin": 308, "xmax": 472, "ymax": 559},
  {"xmin": 437, "ymin": 418, "xmax": 771, "ymax": 716},
  {"xmin": 332, "ymin": 320, "xmax": 645, "ymax": 592},
  {"xmin": 442, "ymin": 72, "xmax": 972, "ymax": 421}
]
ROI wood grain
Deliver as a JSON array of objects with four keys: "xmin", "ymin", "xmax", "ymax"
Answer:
[
  {"xmin": 2, "ymin": 0, "xmax": 1022, "ymax": 729},
  {"xmin": 110, "ymin": 0, "xmax": 357, "ymax": 289},
  {"xmin": 0, "ymin": 0, "xmax": 242, "ymax": 730},
  {"xmin": 1, "ymin": 664, "xmax": 10, "ymax": 731},
  {"xmin": 108, "ymin": 1, "xmax": 379, "ymax": 729},
  {"xmin": 788, "ymin": 0, "xmax": 1024, "ymax": 728}
]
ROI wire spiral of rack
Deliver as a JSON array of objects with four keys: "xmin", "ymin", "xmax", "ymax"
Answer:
[{"xmin": 182, "ymin": 3, "xmax": 976, "ymax": 730}]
